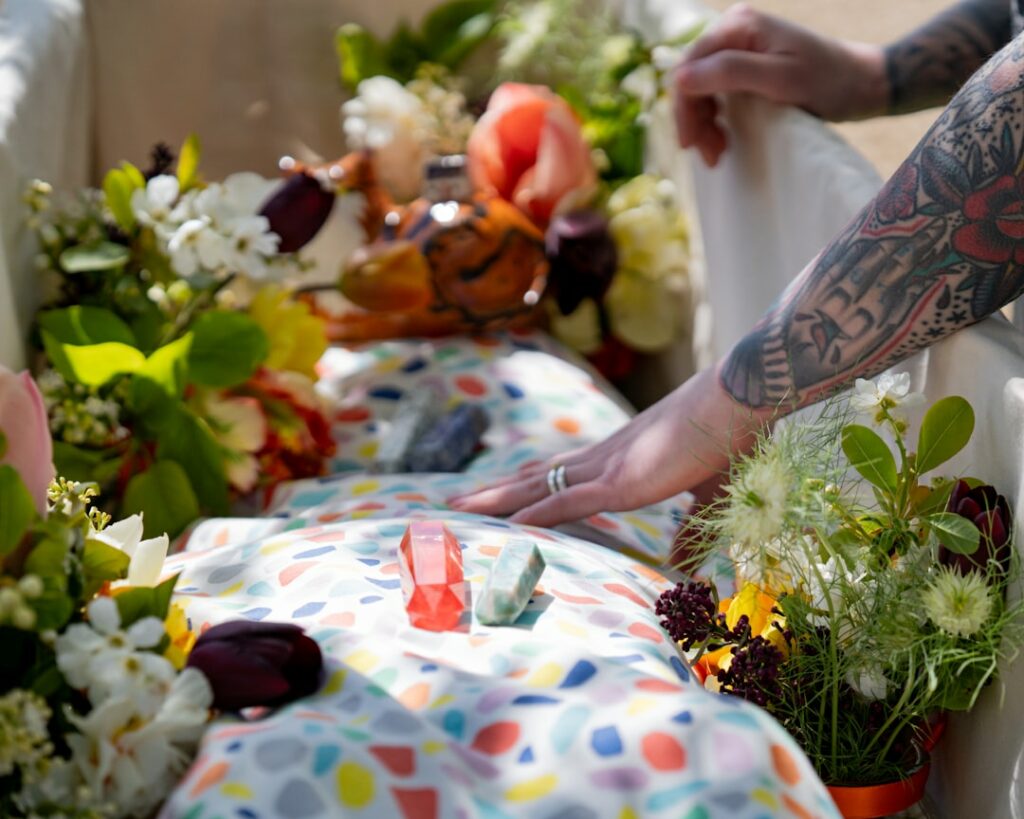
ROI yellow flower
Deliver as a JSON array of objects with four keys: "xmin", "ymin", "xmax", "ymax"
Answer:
[
  {"xmin": 249, "ymin": 287, "xmax": 328, "ymax": 379},
  {"xmin": 164, "ymin": 603, "xmax": 197, "ymax": 670}
]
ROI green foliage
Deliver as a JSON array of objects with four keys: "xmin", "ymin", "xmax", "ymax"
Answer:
[
  {"xmin": 187, "ymin": 311, "xmax": 269, "ymax": 388},
  {"xmin": 123, "ymin": 460, "xmax": 201, "ymax": 539},
  {"xmin": 114, "ymin": 573, "xmax": 179, "ymax": 627},
  {"xmin": 156, "ymin": 409, "xmax": 230, "ymax": 516},
  {"xmin": 44, "ymin": 335, "xmax": 146, "ymax": 387},
  {"xmin": 102, "ymin": 165, "xmax": 143, "ymax": 231},
  {"xmin": 0, "ymin": 465, "xmax": 36, "ymax": 555},
  {"xmin": 176, "ymin": 133, "xmax": 202, "ymax": 191},
  {"xmin": 841, "ymin": 424, "xmax": 898, "ymax": 493},
  {"xmin": 335, "ymin": 0, "xmax": 497, "ymax": 90},
  {"xmin": 916, "ymin": 396, "xmax": 974, "ymax": 474},
  {"xmin": 58, "ymin": 241, "xmax": 131, "ymax": 274},
  {"xmin": 81, "ymin": 539, "xmax": 131, "ymax": 597},
  {"xmin": 137, "ymin": 333, "xmax": 193, "ymax": 398},
  {"xmin": 38, "ymin": 305, "xmax": 137, "ymax": 347},
  {"xmin": 925, "ymin": 511, "xmax": 981, "ymax": 555}
]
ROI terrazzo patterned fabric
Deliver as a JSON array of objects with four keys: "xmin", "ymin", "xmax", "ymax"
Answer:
[{"xmin": 160, "ymin": 333, "xmax": 837, "ymax": 818}]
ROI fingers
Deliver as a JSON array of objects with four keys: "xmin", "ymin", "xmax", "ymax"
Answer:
[
  {"xmin": 510, "ymin": 480, "xmax": 610, "ymax": 528},
  {"xmin": 674, "ymin": 91, "xmax": 726, "ymax": 166},
  {"xmin": 449, "ymin": 471, "xmax": 551, "ymax": 517},
  {"xmin": 677, "ymin": 50, "xmax": 798, "ymax": 102}
]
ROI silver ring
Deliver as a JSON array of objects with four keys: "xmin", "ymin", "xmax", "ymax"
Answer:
[{"xmin": 547, "ymin": 464, "xmax": 569, "ymax": 495}]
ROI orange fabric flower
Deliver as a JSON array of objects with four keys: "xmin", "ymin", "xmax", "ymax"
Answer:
[{"xmin": 467, "ymin": 83, "xmax": 597, "ymax": 226}]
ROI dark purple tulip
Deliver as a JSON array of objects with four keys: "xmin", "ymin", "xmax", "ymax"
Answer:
[
  {"xmin": 545, "ymin": 211, "xmax": 618, "ymax": 315},
  {"xmin": 259, "ymin": 173, "xmax": 336, "ymax": 253},
  {"xmin": 940, "ymin": 479, "xmax": 1012, "ymax": 575},
  {"xmin": 186, "ymin": 621, "xmax": 323, "ymax": 711}
]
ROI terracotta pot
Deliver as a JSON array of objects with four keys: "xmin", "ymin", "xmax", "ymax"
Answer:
[{"xmin": 827, "ymin": 761, "xmax": 930, "ymax": 818}]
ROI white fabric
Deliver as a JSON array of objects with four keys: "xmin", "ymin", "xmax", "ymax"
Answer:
[{"xmin": 0, "ymin": 0, "xmax": 89, "ymax": 371}]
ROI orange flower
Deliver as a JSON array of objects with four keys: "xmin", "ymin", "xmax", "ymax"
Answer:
[{"xmin": 467, "ymin": 83, "xmax": 597, "ymax": 226}]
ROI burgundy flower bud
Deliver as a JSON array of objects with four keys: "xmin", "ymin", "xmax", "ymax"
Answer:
[
  {"xmin": 186, "ymin": 621, "xmax": 323, "ymax": 711},
  {"xmin": 259, "ymin": 173, "xmax": 336, "ymax": 253},
  {"xmin": 545, "ymin": 211, "xmax": 618, "ymax": 315},
  {"xmin": 940, "ymin": 479, "xmax": 1012, "ymax": 575}
]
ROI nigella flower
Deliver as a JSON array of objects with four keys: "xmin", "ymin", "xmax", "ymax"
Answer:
[
  {"xmin": 655, "ymin": 581, "xmax": 718, "ymax": 649},
  {"xmin": 719, "ymin": 452, "xmax": 792, "ymax": 548},
  {"xmin": 850, "ymin": 372, "xmax": 924, "ymax": 428},
  {"xmin": 921, "ymin": 566, "xmax": 995, "ymax": 639}
]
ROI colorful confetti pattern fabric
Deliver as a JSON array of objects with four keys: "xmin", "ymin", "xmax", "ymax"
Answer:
[{"xmin": 161, "ymin": 333, "xmax": 837, "ymax": 818}]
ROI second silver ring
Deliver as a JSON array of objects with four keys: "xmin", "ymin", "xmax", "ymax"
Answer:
[{"xmin": 546, "ymin": 464, "xmax": 569, "ymax": 495}]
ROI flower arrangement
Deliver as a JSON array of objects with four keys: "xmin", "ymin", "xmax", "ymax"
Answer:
[
  {"xmin": 324, "ymin": 0, "xmax": 699, "ymax": 381},
  {"xmin": 25, "ymin": 137, "xmax": 336, "ymax": 537},
  {"xmin": 658, "ymin": 374, "xmax": 1023, "ymax": 803},
  {"xmin": 0, "ymin": 368, "xmax": 323, "ymax": 817}
]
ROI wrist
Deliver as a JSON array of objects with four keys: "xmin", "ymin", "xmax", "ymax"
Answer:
[{"xmin": 839, "ymin": 41, "xmax": 889, "ymax": 120}]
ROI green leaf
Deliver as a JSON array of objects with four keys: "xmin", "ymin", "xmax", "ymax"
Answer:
[
  {"xmin": 38, "ymin": 305, "xmax": 136, "ymax": 347},
  {"xmin": 121, "ymin": 162, "xmax": 146, "ymax": 190},
  {"xmin": 176, "ymin": 133, "xmax": 202, "ymax": 191},
  {"xmin": 841, "ymin": 424, "xmax": 899, "ymax": 493},
  {"xmin": 0, "ymin": 466, "xmax": 36, "ymax": 555},
  {"xmin": 123, "ymin": 460, "xmax": 201, "ymax": 539},
  {"xmin": 0, "ymin": 429, "xmax": 6, "ymax": 459},
  {"xmin": 24, "ymin": 537, "xmax": 69, "ymax": 580},
  {"xmin": 422, "ymin": 0, "xmax": 495, "ymax": 57},
  {"xmin": 188, "ymin": 311, "xmax": 268, "ymax": 388},
  {"xmin": 386, "ymin": 22, "xmax": 427, "ymax": 80},
  {"xmin": 58, "ymin": 241, "xmax": 131, "ymax": 274},
  {"xmin": 928, "ymin": 511, "xmax": 981, "ymax": 555},
  {"xmin": 31, "ymin": 588, "xmax": 74, "ymax": 632},
  {"xmin": 102, "ymin": 168, "xmax": 139, "ymax": 231},
  {"xmin": 434, "ymin": 12, "xmax": 496, "ymax": 68},
  {"xmin": 52, "ymin": 441, "xmax": 108, "ymax": 483},
  {"xmin": 139, "ymin": 334, "xmax": 193, "ymax": 397},
  {"xmin": 45, "ymin": 336, "xmax": 145, "ymax": 386},
  {"xmin": 915, "ymin": 477, "xmax": 957, "ymax": 517},
  {"xmin": 114, "ymin": 573, "xmax": 180, "ymax": 627},
  {"xmin": 917, "ymin": 396, "xmax": 975, "ymax": 474},
  {"xmin": 156, "ymin": 410, "xmax": 230, "ymax": 515},
  {"xmin": 336, "ymin": 24, "xmax": 392, "ymax": 89},
  {"xmin": 82, "ymin": 539, "xmax": 131, "ymax": 593}
]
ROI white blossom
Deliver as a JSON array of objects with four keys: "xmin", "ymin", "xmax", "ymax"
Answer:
[
  {"xmin": 130, "ymin": 175, "xmax": 180, "ymax": 230},
  {"xmin": 922, "ymin": 567, "xmax": 995, "ymax": 638},
  {"xmin": 850, "ymin": 372, "xmax": 925, "ymax": 427},
  {"xmin": 91, "ymin": 514, "xmax": 169, "ymax": 587}
]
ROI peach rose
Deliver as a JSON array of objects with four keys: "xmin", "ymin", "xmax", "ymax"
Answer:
[
  {"xmin": 0, "ymin": 367, "xmax": 54, "ymax": 514},
  {"xmin": 467, "ymin": 83, "xmax": 597, "ymax": 226}
]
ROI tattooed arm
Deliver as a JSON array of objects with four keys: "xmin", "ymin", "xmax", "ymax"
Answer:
[
  {"xmin": 453, "ymin": 32, "xmax": 1024, "ymax": 527},
  {"xmin": 676, "ymin": 0, "xmax": 1011, "ymax": 166},
  {"xmin": 723, "ymin": 31, "xmax": 1024, "ymax": 409},
  {"xmin": 887, "ymin": 0, "xmax": 1011, "ymax": 113}
]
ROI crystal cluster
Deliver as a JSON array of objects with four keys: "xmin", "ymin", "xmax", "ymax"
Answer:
[
  {"xmin": 398, "ymin": 521, "xmax": 466, "ymax": 631},
  {"xmin": 374, "ymin": 388, "xmax": 444, "ymax": 473},
  {"xmin": 407, "ymin": 403, "xmax": 489, "ymax": 472},
  {"xmin": 475, "ymin": 538, "xmax": 546, "ymax": 625}
]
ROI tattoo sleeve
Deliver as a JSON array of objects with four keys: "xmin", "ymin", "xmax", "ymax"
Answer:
[
  {"xmin": 721, "ymin": 31, "xmax": 1024, "ymax": 409},
  {"xmin": 885, "ymin": 0, "xmax": 1011, "ymax": 113}
]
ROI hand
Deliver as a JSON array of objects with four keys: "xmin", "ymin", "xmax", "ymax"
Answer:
[
  {"xmin": 449, "ymin": 367, "xmax": 776, "ymax": 527},
  {"xmin": 674, "ymin": 3, "xmax": 887, "ymax": 167}
]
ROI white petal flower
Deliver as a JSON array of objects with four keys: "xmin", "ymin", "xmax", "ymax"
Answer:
[
  {"xmin": 167, "ymin": 217, "xmax": 209, "ymax": 278},
  {"xmin": 342, "ymin": 76, "xmax": 429, "ymax": 201},
  {"xmin": 850, "ymin": 372, "xmax": 925, "ymax": 426},
  {"xmin": 922, "ymin": 567, "xmax": 995, "ymax": 638},
  {"xmin": 92, "ymin": 515, "xmax": 169, "ymax": 587},
  {"xmin": 846, "ymin": 666, "xmax": 889, "ymax": 700},
  {"xmin": 130, "ymin": 175, "xmax": 180, "ymax": 228}
]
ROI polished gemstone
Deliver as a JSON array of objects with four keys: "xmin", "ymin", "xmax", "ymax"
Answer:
[
  {"xmin": 475, "ymin": 538, "xmax": 546, "ymax": 625},
  {"xmin": 398, "ymin": 521, "xmax": 466, "ymax": 631},
  {"xmin": 374, "ymin": 388, "xmax": 444, "ymax": 473},
  {"xmin": 407, "ymin": 403, "xmax": 489, "ymax": 472}
]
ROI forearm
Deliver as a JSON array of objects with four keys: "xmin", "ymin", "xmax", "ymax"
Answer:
[
  {"xmin": 721, "ymin": 31, "xmax": 1024, "ymax": 410},
  {"xmin": 885, "ymin": 0, "xmax": 1011, "ymax": 113}
]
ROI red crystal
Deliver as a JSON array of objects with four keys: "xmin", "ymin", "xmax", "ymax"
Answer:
[{"xmin": 398, "ymin": 521, "xmax": 466, "ymax": 631}]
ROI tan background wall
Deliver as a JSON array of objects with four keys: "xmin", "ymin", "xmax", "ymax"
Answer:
[{"xmin": 703, "ymin": 0, "xmax": 950, "ymax": 180}]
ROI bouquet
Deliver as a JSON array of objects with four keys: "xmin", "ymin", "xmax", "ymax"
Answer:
[
  {"xmin": 276, "ymin": 0, "xmax": 699, "ymax": 382},
  {"xmin": 25, "ymin": 137, "xmax": 336, "ymax": 537},
  {"xmin": 0, "ymin": 368, "xmax": 323, "ymax": 817},
  {"xmin": 658, "ymin": 374, "xmax": 1023, "ymax": 804}
]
